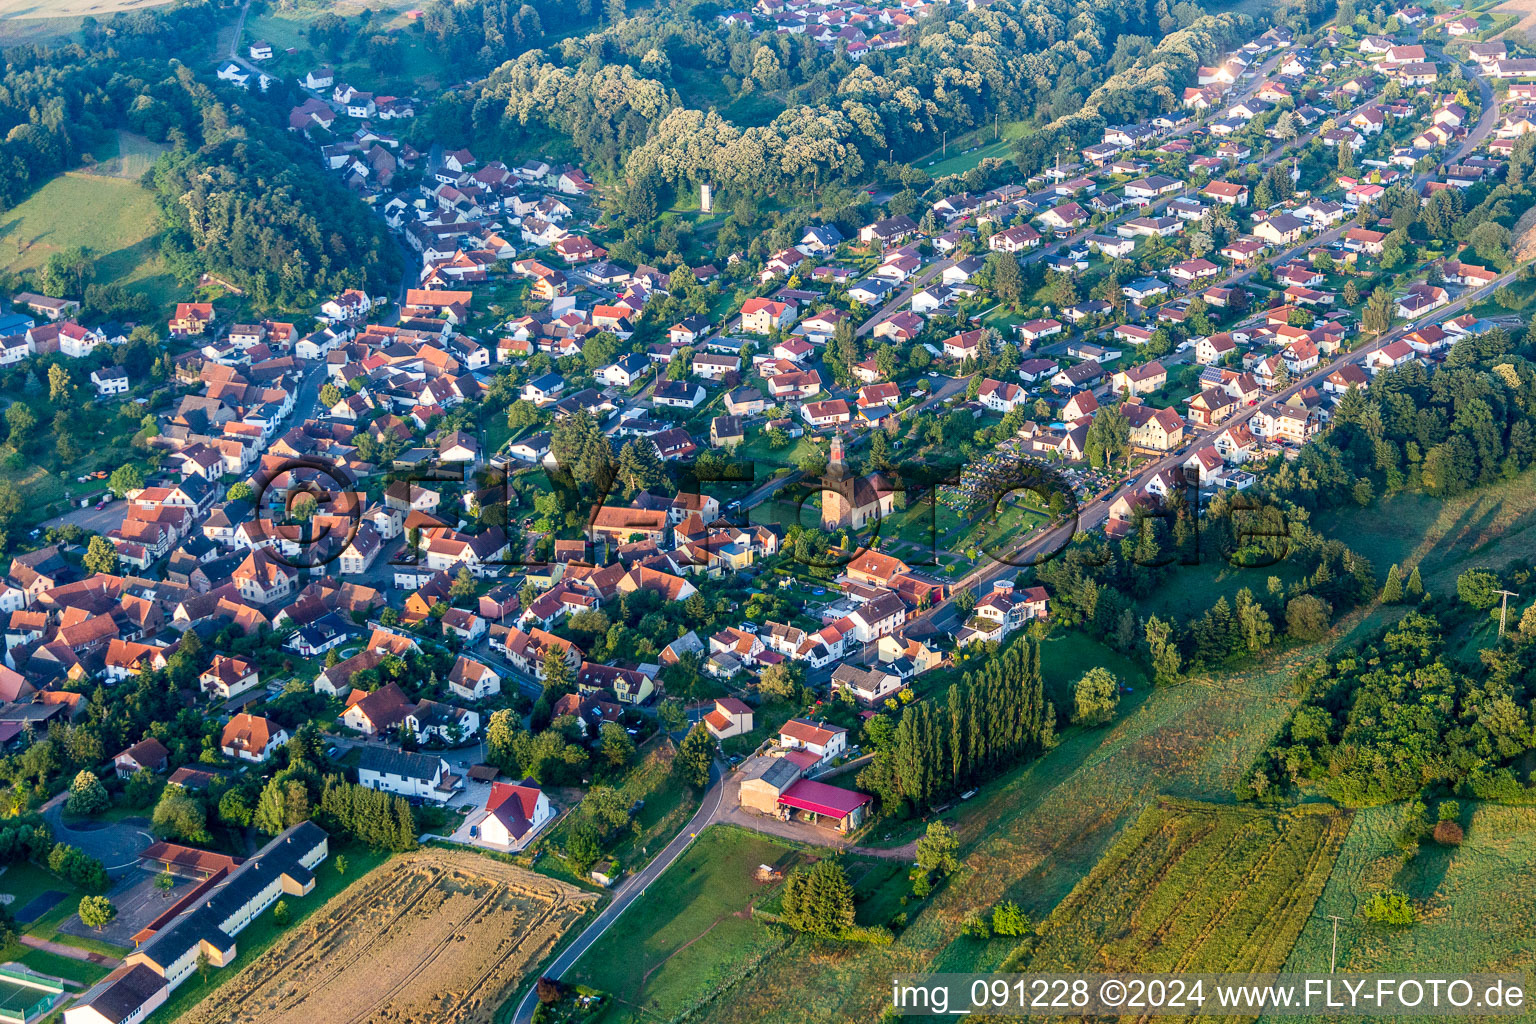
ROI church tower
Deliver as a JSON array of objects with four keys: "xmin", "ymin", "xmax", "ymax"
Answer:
[{"xmin": 822, "ymin": 434, "xmax": 849, "ymax": 530}]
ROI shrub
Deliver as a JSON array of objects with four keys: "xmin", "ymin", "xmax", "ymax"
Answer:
[
  {"xmin": 961, "ymin": 912, "xmax": 992, "ymax": 938},
  {"xmin": 1432, "ymin": 820, "xmax": 1464, "ymax": 845},
  {"xmin": 1437, "ymin": 800, "xmax": 1460, "ymax": 822},
  {"xmin": 991, "ymin": 900, "xmax": 1030, "ymax": 937},
  {"xmin": 1362, "ymin": 888, "xmax": 1416, "ymax": 927}
]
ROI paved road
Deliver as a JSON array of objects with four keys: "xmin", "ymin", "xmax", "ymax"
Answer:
[
  {"xmin": 42, "ymin": 499, "xmax": 127, "ymax": 534},
  {"xmin": 510, "ymin": 760, "xmax": 728, "ymax": 1024},
  {"xmin": 856, "ymin": 258, "xmax": 956, "ymax": 337}
]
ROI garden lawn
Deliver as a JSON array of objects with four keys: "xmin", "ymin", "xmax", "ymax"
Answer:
[
  {"xmin": 918, "ymin": 121, "xmax": 1033, "ymax": 178},
  {"xmin": 563, "ymin": 825, "xmax": 802, "ymax": 1024},
  {"xmin": 1037, "ymin": 632, "xmax": 1148, "ymax": 710},
  {"xmin": 10, "ymin": 945, "xmax": 109, "ymax": 987},
  {"xmin": 1137, "ymin": 556, "xmax": 1310, "ymax": 622},
  {"xmin": 83, "ymin": 130, "xmax": 169, "ymax": 180},
  {"xmin": 1313, "ymin": 466, "xmax": 1536, "ymax": 592},
  {"xmin": 686, "ymin": 617, "xmax": 1359, "ymax": 1024},
  {"xmin": 534, "ymin": 744, "xmax": 700, "ymax": 881}
]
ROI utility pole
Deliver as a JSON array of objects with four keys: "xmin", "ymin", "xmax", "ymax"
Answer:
[
  {"xmin": 1495, "ymin": 589, "xmax": 1518, "ymax": 639},
  {"xmin": 942, "ymin": 129, "xmax": 949, "ymax": 158},
  {"xmin": 1328, "ymin": 915, "xmax": 1343, "ymax": 973}
]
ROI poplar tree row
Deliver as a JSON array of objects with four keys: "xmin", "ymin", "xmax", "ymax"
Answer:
[{"xmin": 857, "ymin": 640, "xmax": 1053, "ymax": 814}]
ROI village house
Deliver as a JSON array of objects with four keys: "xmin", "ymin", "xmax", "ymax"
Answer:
[{"xmin": 220, "ymin": 714, "xmax": 289, "ymax": 763}]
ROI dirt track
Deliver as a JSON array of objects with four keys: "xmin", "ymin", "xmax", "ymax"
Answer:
[{"xmin": 182, "ymin": 850, "xmax": 597, "ymax": 1024}]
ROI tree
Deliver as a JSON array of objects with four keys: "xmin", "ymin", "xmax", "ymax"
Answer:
[
  {"xmin": 1085, "ymin": 403, "xmax": 1130, "ymax": 468},
  {"xmin": 108, "ymin": 464, "xmax": 143, "ymax": 498},
  {"xmin": 227, "ymin": 481, "xmax": 255, "ymax": 503},
  {"xmin": 675, "ymin": 724, "xmax": 713, "ymax": 787},
  {"xmin": 616, "ymin": 438, "xmax": 667, "ymax": 496},
  {"xmin": 450, "ymin": 566, "xmax": 476, "ymax": 601},
  {"xmin": 1285, "ymin": 595, "xmax": 1332, "ymax": 640},
  {"xmin": 1072, "ymin": 667, "xmax": 1119, "ymax": 726},
  {"xmin": 780, "ymin": 859, "xmax": 856, "ymax": 937},
  {"xmin": 1468, "ymin": 222, "xmax": 1513, "ymax": 270},
  {"xmin": 915, "ymin": 821, "xmax": 960, "ymax": 875},
  {"xmin": 1363, "ymin": 286, "xmax": 1394, "ymax": 335},
  {"xmin": 1381, "ymin": 564, "xmax": 1403, "ymax": 603},
  {"xmin": 272, "ymin": 899, "xmax": 291, "ymax": 924},
  {"xmin": 65, "ymin": 770, "xmax": 108, "ymax": 816},
  {"xmin": 506, "ymin": 400, "xmax": 542, "ymax": 433},
  {"xmin": 540, "ymin": 647, "xmax": 573, "ymax": 692},
  {"xmin": 319, "ymin": 382, "xmax": 343, "ymax": 409},
  {"xmin": 48, "ymin": 364, "xmax": 71, "ymax": 404},
  {"xmin": 82, "ymin": 535, "xmax": 119, "ymax": 576},
  {"xmin": 658, "ymin": 698, "xmax": 686, "ymax": 734},
  {"xmin": 759, "ymin": 661, "xmax": 798, "ymax": 701},
  {"xmin": 5, "ymin": 402, "xmax": 35, "ymax": 445},
  {"xmin": 153, "ymin": 787, "xmax": 211, "ymax": 843},
  {"xmin": 1406, "ymin": 565, "xmax": 1424, "ymax": 598},
  {"xmin": 154, "ymin": 871, "xmax": 176, "ymax": 897},
  {"xmin": 1456, "ymin": 568, "xmax": 1500, "ymax": 611},
  {"xmin": 77, "ymin": 896, "xmax": 117, "ymax": 932},
  {"xmin": 254, "ymin": 778, "xmax": 311, "ymax": 835},
  {"xmin": 989, "ymin": 253, "xmax": 1023, "ymax": 308},
  {"xmin": 991, "ymin": 901, "xmax": 1029, "ymax": 936},
  {"xmin": 598, "ymin": 722, "xmax": 635, "ymax": 771},
  {"xmin": 335, "ymin": 854, "xmax": 349, "ymax": 876},
  {"xmin": 1145, "ymin": 616, "xmax": 1182, "ymax": 684}
]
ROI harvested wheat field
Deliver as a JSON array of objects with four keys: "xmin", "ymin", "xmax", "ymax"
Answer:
[
  {"xmin": 182, "ymin": 849, "xmax": 597, "ymax": 1024},
  {"xmin": 1493, "ymin": 0, "xmax": 1536, "ymax": 36}
]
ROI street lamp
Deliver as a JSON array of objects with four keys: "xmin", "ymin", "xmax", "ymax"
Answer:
[{"xmin": 942, "ymin": 130, "xmax": 949, "ymax": 158}]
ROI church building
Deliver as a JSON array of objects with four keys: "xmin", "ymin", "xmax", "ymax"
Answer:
[{"xmin": 820, "ymin": 434, "xmax": 896, "ymax": 530}]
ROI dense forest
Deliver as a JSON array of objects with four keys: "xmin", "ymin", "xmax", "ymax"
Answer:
[
  {"xmin": 0, "ymin": 0, "xmax": 231, "ymax": 210},
  {"xmin": 1243, "ymin": 604, "xmax": 1536, "ymax": 807},
  {"xmin": 420, "ymin": 0, "xmax": 1258, "ymax": 204},
  {"xmin": 0, "ymin": 0, "xmax": 401, "ymax": 309},
  {"xmin": 1263, "ymin": 322, "xmax": 1536, "ymax": 506}
]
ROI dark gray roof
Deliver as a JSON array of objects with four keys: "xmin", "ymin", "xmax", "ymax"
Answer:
[
  {"xmin": 760, "ymin": 757, "xmax": 801, "ymax": 789},
  {"xmin": 75, "ymin": 964, "xmax": 168, "ymax": 1024},
  {"xmin": 134, "ymin": 822, "xmax": 327, "ymax": 971},
  {"xmin": 358, "ymin": 745, "xmax": 444, "ymax": 782}
]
